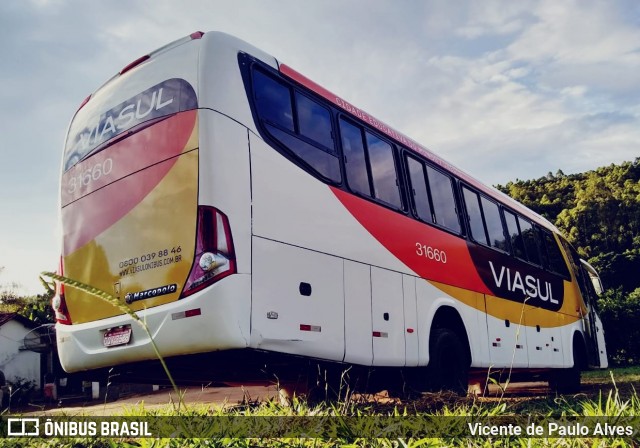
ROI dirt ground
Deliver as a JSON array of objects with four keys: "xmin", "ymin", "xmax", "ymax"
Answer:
[
  {"xmin": 23, "ymin": 384, "xmax": 278, "ymax": 416},
  {"xmin": 24, "ymin": 381, "xmax": 556, "ymax": 416}
]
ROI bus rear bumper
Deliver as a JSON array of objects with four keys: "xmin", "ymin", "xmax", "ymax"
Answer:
[{"xmin": 56, "ymin": 274, "xmax": 251, "ymax": 373}]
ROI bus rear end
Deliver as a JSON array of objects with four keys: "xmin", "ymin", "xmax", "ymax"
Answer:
[{"xmin": 55, "ymin": 33, "xmax": 250, "ymax": 373}]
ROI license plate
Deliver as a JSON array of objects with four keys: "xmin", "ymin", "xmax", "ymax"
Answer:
[{"xmin": 103, "ymin": 326, "xmax": 132, "ymax": 347}]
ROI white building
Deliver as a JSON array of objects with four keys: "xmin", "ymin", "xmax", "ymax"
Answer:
[{"xmin": 0, "ymin": 313, "xmax": 41, "ymax": 390}]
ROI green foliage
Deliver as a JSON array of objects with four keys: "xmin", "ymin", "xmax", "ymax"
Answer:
[
  {"xmin": 0, "ymin": 293, "xmax": 55, "ymax": 324},
  {"xmin": 596, "ymin": 287, "xmax": 640, "ymax": 365},
  {"xmin": 5, "ymin": 383, "xmax": 640, "ymax": 447},
  {"xmin": 0, "ymin": 266, "xmax": 55, "ymax": 324}
]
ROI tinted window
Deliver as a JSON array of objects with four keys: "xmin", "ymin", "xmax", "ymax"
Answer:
[
  {"xmin": 482, "ymin": 197, "xmax": 507, "ymax": 251},
  {"xmin": 541, "ymin": 230, "xmax": 570, "ymax": 277},
  {"xmin": 520, "ymin": 219, "xmax": 541, "ymax": 266},
  {"xmin": 253, "ymin": 69, "xmax": 341, "ymax": 183},
  {"xmin": 407, "ymin": 157, "xmax": 432, "ymax": 222},
  {"xmin": 427, "ymin": 166, "xmax": 460, "ymax": 233},
  {"xmin": 266, "ymin": 125, "xmax": 341, "ymax": 182},
  {"xmin": 463, "ymin": 187, "xmax": 487, "ymax": 244},
  {"xmin": 341, "ymin": 119, "xmax": 370, "ymax": 196},
  {"xmin": 504, "ymin": 210, "xmax": 526, "ymax": 259},
  {"xmin": 366, "ymin": 132, "xmax": 401, "ymax": 208},
  {"xmin": 254, "ymin": 70, "xmax": 293, "ymax": 131},
  {"xmin": 296, "ymin": 92, "xmax": 334, "ymax": 151}
]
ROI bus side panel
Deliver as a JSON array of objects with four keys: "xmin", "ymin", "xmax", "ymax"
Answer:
[
  {"xmin": 343, "ymin": 260, "xmax": 373, "ymax": 365},
  {"xmin": 371, "ymin": 267, "xmax": 405, "ymax": 366},
  {"xmin": 485, "ymin": 295, "xmax": 529, "ymax": 368},
  {"xmin": 595, "ymin": 314, "xmax": 608, "ymax": 368},
  {"xmin": 198, "ymin": 110, "xmax": 252, "ymax": 276},
  {"xmin": 525, "ymin": 306, "xmax": 564, "ymax": 368},
  {"xmin": 250, "ymin": 237, "xmax": 345, "ymax": 362},
  {"xmin": 402, "ymin": 275, "xmax": 419, "ymax": 367}
]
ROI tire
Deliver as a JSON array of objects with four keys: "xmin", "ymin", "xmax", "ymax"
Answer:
[
  {"xmin": 550, "ymin": 346, "xmax": 583, "ymax": 394},
  {"xmin": 425, "ymin": 328, "xmax": 469, "ymax": 395}
]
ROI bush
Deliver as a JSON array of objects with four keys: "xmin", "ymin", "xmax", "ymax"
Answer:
[{"xmin": 597, "ymin": 287, "xmax": 640, "ymax": 365}]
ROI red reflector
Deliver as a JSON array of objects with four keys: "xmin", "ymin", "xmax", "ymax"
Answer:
[
  {"xmin": 406, "ymin": 328, "xmax": 414, "ymax": 334},
  {"xmin": 372, "ymin": 331, "xmax": 388, "ymax": 338},
  {"xmin": 190, "ymin": 31, "xmax": 205, "ymax": 39},
  {"xmin": 373, "ymin": 331, "xmax": 381, "ymax": 337},
  {"xmin": 120, "ymin": 55, "xmax": 150, "ymax": 75},
  {"xmin": 299, "ymin": 324, "xmax": 321, "ymax": 332},
  {"xmin": 185, "ymin": 308, "xmax": 201, "ymax": 318},
  {"xmin": 300, "ymin": 324, "xmax": 311, "ymax": 331},
  {"xmin": 496, "ymin": 338, "xmax": 501, "ymax": 342}
]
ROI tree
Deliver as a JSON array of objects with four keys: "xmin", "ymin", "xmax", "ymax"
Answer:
[{"xmin": 597, "ymin": 287, "xmax": 640, "ymax": 365}]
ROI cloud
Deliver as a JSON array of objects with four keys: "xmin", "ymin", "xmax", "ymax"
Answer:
[
  {"xmin": 365, "ymin": 0, "xmax": 640, "ymax": 184},
  {"xmin": 455, "ymin": 0, "xmax": 535, "ymax": 38}
]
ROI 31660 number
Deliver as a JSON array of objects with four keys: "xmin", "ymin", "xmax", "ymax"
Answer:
[
  {"xmin": 67, "ymin": 158, "xmax": 113, "ymax": 194},
  {"xmin": 415, "ymin": 242, "xmax": 447, "ymax": 264}
]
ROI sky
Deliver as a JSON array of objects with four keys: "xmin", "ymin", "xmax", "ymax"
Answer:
[{"xmin": 1, "ymin": 0, "xmax": 639, "ymax": 295}]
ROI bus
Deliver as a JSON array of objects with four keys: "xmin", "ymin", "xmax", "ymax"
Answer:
[{"xmin": 54, "ymin": 31, "xmax": 607, "ymax": 395}]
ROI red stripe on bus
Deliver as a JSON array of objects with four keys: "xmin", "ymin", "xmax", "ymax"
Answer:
[{"xmin": 329, "ymin": 186, "xmax": 491, "ymax": 294}]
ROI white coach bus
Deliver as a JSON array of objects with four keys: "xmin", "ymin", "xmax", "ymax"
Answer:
[{"xmin": 54, "ymin": 31, "xmax": 607, "ymax": 395}]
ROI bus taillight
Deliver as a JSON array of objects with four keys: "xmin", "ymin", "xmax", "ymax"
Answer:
[
  {"xmin": 52, "ymin": 257, "xmax": 72, "ymax": 325},
  {"xmin": 181, "ymin": 206, "xmax": 236, "ymax": 298}
]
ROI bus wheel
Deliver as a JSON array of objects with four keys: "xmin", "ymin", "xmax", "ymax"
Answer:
[
  {"xmin": 426, "ymin": 328, "xmax": 469, "ymax": 395},
  {"xmin": 550, "ymin": 344, "xmax": 583, "ymax": 394}
]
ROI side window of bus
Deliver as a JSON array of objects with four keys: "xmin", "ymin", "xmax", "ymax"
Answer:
[
  {"xmin": 254, "ymin": 70, "xmax": 294, "ymax": 131},
  {"xmin": 462, "ymin": 186, "xmax": 506, "ymax": 251},
  {"xmin": 520, "ymin": 218, "xmax": 542, "ymax": 266},
  {"xmin": 462, "ymin": 187, "xmax": 487, "ymax": 244},
  {"xmin": 339, "ymin": 118, "xmax": 402, "ymax": 209},
  {"xmin": 504, "ymin": 210, "xmax": 526, "ymax": 260},
  {"xmin": 425, "ymin": 165, "xmax": 460, "ymax": 233},
  {"xmin": 366, "ymin": 131, "xmax": 402, "ymax": 208},
  {"xmin": 406, "ymin": 155, "xmax": 460, "ymax": 234},
  {"xmin": 481, "ymin": 197, "xmax": 508, "ymax": 251},
  {"xmin": 253, "ymin": 69, "xmax": 341, "ymax": 183},
  {"xmin": 539, "ymin": 229, "xmax": 570, "ymax": 278},
  {"xmin": 406, "ymin": 156, "xmax": 433, "ymax": 222},
  {"xmin": 340, "ymin": 119, "xmax": 371, "ymax": 196},
  {"xmin": 296, "ymin": 92, "xmax": 334, "ymax": 150}
]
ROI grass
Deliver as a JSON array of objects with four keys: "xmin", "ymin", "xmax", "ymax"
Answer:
[
  {"xmin": 583, "ymin": 365, "xmax": 640, "ymax": 383},
  {"xmin": 3, "ymin": 368, "xmax": 640, "ymax": 447}
]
